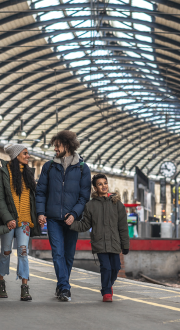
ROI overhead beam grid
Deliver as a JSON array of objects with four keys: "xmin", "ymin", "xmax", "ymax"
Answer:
[{"xmin": 0, "ymin": 0, "xmax": 180, "ymax": 176}]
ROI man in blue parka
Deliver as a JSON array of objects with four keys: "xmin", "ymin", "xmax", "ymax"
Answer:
[{"xmin": 36, "ymin": 130, "xmax": 91, "ymax": 302}]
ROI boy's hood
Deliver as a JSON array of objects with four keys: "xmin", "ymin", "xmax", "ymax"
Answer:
[{"xmin": 91, "ymin": 190, "xmax": 121, "ymax": 204}]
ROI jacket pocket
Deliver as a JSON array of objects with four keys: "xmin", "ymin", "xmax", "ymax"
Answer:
[
  {"xmin": 91, "ymin": 234, "xmax": 103, "ymax": 252},
  {"xmin": 112, "ymin": 238, "xmax": 121, "ymax": 252},
  {"xmin": 90, "ymin": 233, "xmax": 102, "ymax": 242}
]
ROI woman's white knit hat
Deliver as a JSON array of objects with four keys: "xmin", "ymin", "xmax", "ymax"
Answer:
[{"xmin": 4, "ymin": 143, "xmax": 27, "ymax": 160}]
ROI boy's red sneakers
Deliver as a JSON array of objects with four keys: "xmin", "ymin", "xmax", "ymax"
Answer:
[
  {"xmin": 111, "ymin": 287, "xmax": 113, "ymax": 296},
  {"xmin": 103, "ymin": 294, "xmax": 112, "ymax": 302}
]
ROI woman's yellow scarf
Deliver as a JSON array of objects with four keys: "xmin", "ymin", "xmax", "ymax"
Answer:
[{"xmin": 7, "ymin": 163, "xmax": 34, "ymax": 228}]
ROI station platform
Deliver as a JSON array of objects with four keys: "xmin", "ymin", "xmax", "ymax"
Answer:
[{"xmin": 1, "ymin": 250, "xmax": 180, "ymax": 330}]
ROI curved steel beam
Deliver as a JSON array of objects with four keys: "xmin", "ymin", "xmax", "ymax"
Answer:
[
  {"xmin": 5, "ymin": 89, "xmax": 174, "ymax": 143},
  {"xmin": 143, "ymin": 142, "xmax": 180, "ymax": 173},
  {"xmin": 154, "ymin": 0, "xmax": 180, "ymax": 11},
  {"xmin": 79, "ymin": 116, "xmax": 141, "ymax": 155},
  {"xmin": 74, "ymin": 105, "xmax": 175, "ymax": 163},
  {"xmin": 129, "ymin": 139, "xmax": 178, "ymax": 172},
  {"xmin": 2, "ymin": 59, "xmax": 180, "ymax": 100},
  {"xmin": 0, "ymin": 0, "xmax": 27, "ymax": 9},
  {"xmin": 1, "ymin": 41, "xmax": 180, "ymax": 74},
  {"xmin": 0, "ymin": 49, "xmax": 179, "ymax": 104},
  {"xmin": 11, "ymin": 93, "xmax": 178, "ymax": 143},
  {"xmin": 1, "ymin": 67, "xmax": 175, "ymax": 133},
  {"xmin": 1, "ymin": 8, "xmax": 180, "ymax": 37},
  {"xmin": 2, "ymin": 33, "xmax": 180, "ymax": 55},
  {"xmin": 31, "ymin": 102, "xmax": 118, "ymax": 148},
  {"xmin": 122, "ymin": 135, "xmax": 179, "ymax": 171},
  {"xmin": 2, "ymin": 2, "xmax": 177, "ymax": 16},
  {"xmin": 31, "ymin": 98, "xmax": 159, "ymax": 149},
  {"xmin": 98, "ymin": 129, "xmax": 168, "ymax": 168},
  {"xmin": 80, "ymin": 114, "xmax": 180, "ymax": 158},
  {"xmin": 1, "ymin": 49, "xmax": 180, "ymax": 93},
  {"xmin": 108, "ymin": 131, "xmax": 174, "ymax": 169},
  {"xmin": 84, "ymin": 122, "xmax": 147, "ymax": 162},
  {"xmin": 1, "ymin": 72, "xmax": 173, "ymax": 105}
]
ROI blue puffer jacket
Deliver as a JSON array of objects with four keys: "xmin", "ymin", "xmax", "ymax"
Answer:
[{"xmin": 36, "ymin": 154, "xmax": 91, "ymax": 221}]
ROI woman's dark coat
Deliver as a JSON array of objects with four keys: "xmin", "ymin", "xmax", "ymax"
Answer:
[
  {"xmin": 0, "ymin": 159, "xmax": 40, "ymax": 237},
  {"xmin": 70, "ymin": 192, "xmax": 129, "ymax": 254}
]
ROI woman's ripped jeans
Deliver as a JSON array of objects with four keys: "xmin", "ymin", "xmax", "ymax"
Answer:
[{"xmin": 0, "ymin": 222, "xmax": 30, "ymax": 280}]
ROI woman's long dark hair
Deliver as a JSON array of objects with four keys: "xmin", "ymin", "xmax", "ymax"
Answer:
[{"xmin": 10, "ymin": 157, "xmax": 36, "ymax": 196}]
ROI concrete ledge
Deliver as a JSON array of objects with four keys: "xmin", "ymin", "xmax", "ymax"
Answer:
[{"xmin": 125, "ymin": 251, "xmax": 180, "ymax": 278}]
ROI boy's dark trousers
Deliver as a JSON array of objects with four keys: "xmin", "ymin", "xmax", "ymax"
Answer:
[{"xmin": 97, "ymin": 253, "xmax": 121, "ymax": 296}]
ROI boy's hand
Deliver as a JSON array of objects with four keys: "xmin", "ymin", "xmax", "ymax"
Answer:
[
  {"xmin": 122, "ymin": 249, "xmax": 129, "ymax": 255},
  {"xmin": 38, "ymin": 215, "xmax": 47, "ymax": 228},
  {"xmin": 64, "ymin": 214, "xmax": 74, "ymax": 226}
]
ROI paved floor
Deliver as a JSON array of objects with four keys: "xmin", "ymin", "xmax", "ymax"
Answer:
[{"xmin": 1, "ymin": 250, "xmax": 180, "ymax": 330}]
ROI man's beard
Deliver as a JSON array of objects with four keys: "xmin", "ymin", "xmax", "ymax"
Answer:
[{"xmin": 56, "ymin": 149, "xmax": 66, "ymax": 158}]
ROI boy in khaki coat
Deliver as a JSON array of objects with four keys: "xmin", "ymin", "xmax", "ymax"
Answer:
[{"xmin": 65, "ymin": 174, "xmax": 129, "ymax": 302}]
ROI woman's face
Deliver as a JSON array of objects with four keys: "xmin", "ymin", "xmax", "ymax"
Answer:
[{"xmin": 17, "ymin": 148, "xmax": 30, "ymax": 165}]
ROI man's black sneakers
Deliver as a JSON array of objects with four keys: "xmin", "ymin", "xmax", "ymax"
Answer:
[
  {"xmin": 55, "ymin": 287, "xmax": 61, "ymax": 298},
  {"xmin": 58, "ymin": 289, "xmax": 71, "ymax": 302}
]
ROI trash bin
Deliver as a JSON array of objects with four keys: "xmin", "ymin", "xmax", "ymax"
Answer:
[
  {"xmin": 150, "ymin": 222, "xmax": 161, "ymax": 237},
  {"xmin": 161, "ymin": 222, "xmax": 173, "ymax": 238},
  {"xmin": 128, "ymin": 224, "xmax": 134, "ymax": 238},
  {"xmin": 138, "ymin": 222, "xmax": 151, "ymax": 238}
]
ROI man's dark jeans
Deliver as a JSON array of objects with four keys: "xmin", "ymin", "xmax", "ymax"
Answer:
[
  {"xmin": 97, "ymin": 253, "xmax": 121, "ymax": 296},
  {"xmin": 47, "ymin": 219, "xmax": 78, "ymax": 291}
]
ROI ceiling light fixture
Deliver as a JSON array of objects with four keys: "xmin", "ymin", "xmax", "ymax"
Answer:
[
  {"xmin": 18, "ymin": 118, "xmax": 26, "ymax": 140},
  {"xmin": 41, "ymin": 131, "xmax": 49, "ymax": 151}
]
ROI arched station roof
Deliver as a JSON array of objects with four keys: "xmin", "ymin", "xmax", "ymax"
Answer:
[{"xmin": 0, "ymin": 0, "xmax": 180, "ymax": 177}]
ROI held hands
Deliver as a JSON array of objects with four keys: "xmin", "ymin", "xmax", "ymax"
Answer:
[
  {"xmin": 64, "ymin": 214, "xmax": 74, "ymax": 226},
  {"xmin": 38, "ymin": 215, "xmax": 47, "ymax": 228},
  {"xmin": 7, "ymin": 220, "xmax": 16, "ymax": 230}
]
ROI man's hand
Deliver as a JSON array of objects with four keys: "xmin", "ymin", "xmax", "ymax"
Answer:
[
  {"xmin": 7, "ymin": 220, "xmax": 16, "ymax": 230},
  {"xmin": 38, "ymin": 215, "xmax": 47, "ymax": 228},
  {"xmin": 64, "ymin": 214, "xmax": 74, "ymax": 226}
]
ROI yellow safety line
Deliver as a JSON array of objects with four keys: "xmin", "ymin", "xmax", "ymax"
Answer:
[
  {"xmin": 28, "ymin": 259, "xmax": 54, "ymax": 268},
  {"xmin": 116, "ymin": 279, "xmax": 180, "ymax": 295},
  {"xmin": 30, "ymin": 261, "xmax": 180, "ymax": 295},
  {"xmin": 12, "ymin": 250, "xmax": 180, "ymax": 294},
  {"xmin": 163, "ymin": 318, "xmax": 180, "ymax": 324},
  {"xmin": 9, "ymin": 267, "xmax": 180, "ymax": 312},
  {"xmin": 159, "ymin": 296, "xmax": 180, "ymax": 300}
]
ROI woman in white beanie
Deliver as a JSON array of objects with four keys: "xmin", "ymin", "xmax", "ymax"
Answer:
[{"xmin": 0, "ymin": 144, "xmax": 40, "ymax": 300}]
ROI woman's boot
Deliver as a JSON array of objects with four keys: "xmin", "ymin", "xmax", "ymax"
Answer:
[
  {"xmin": 0, "ymin": 279, "xmax": 8, "ymax": 298},
  {"xmin": 21, "ymin": 284, "xmax": 32, "ymax": 301}
]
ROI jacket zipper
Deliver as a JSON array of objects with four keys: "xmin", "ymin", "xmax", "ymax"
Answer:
[
  {"xmin": 60, "ymin": 164, "xmax": 79, "ymax": 219},
  {"xmin": 61, "ymin": 169, "xmax": 65, "ymax": 219}
]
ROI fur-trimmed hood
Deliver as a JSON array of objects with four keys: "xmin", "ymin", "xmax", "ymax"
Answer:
[{"xmin": 91, "ymin": 190, "xmax": 121, "ymax": 204}]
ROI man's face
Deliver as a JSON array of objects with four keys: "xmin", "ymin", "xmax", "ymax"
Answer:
[
  {"xmin": 94, "ymin": 178, "xmax": 108, "ymax": 197},
  {"xmin": 54, "ymin": 141, "xmax": 66, "ymax": 158}
]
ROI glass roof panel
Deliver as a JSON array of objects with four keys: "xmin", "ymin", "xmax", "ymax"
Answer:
[{"xmin": 31, "ymin": 0, "xmax": 180, "ymax": 133}]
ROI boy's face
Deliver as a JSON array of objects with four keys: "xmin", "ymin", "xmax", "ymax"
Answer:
[{"xmin": 94, "ymin": 178, "xmax": 108, "ymax": 197}]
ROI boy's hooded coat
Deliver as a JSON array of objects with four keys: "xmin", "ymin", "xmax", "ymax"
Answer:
[{"xmin": 70, "ymin": 191, "xmax": 129, "ymax": 254}]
